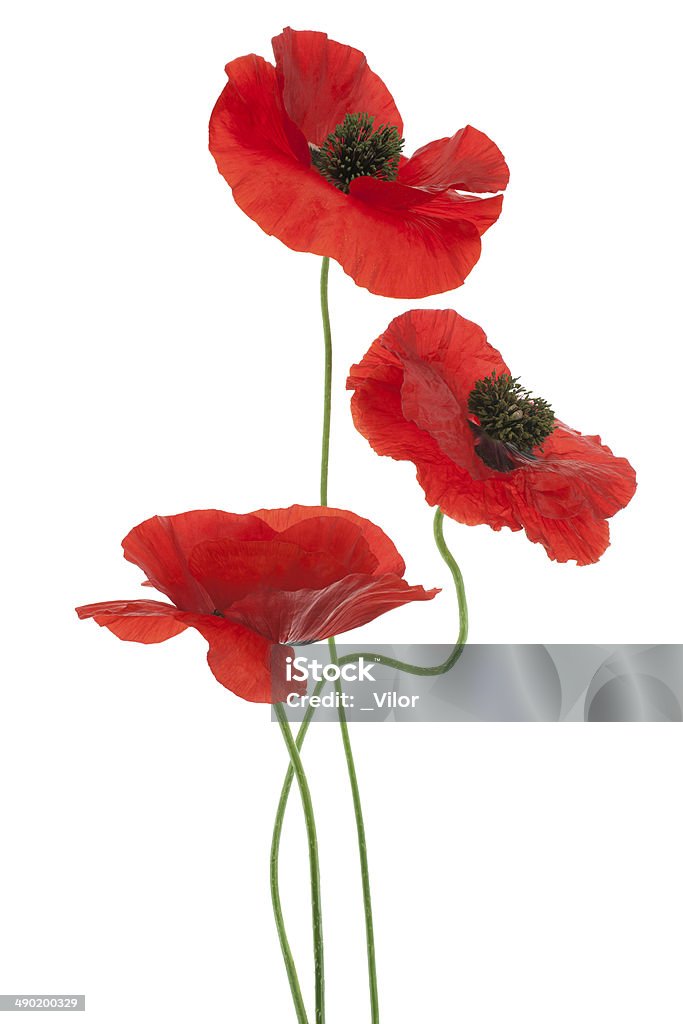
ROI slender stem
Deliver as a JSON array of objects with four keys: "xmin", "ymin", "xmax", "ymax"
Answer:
[
  {"xmin": 318, "ymin": 256, "xmax": 380, "ymax": 1023},
  {"xmin": 337, "ymin": 508, "xmax": 468, "ymax": 675},
  {"xmin": 317, "ymin": 256, "xmax": 382, "ymax": 1024},
  {"xmin": 270, "ymin": 801, "xmax": 310, "ymax": 1023},
  {"xmin": 319, "ymin": 256, "xmax": 332, "ymax": 506},
  {"xmin": 274, "ymin": 702, "xmax": 325, "ymax": 1024},
  {"xmin": 270, "ymin": 257, "xmax": 334, "ymax": 1023},
  {"xmin": 328, "ymin": 637, "xmax": 380, "ymax": 1022},
  {"xmin": 270, "ymin": 698, "xmax": 325, "ymax": 1024}
]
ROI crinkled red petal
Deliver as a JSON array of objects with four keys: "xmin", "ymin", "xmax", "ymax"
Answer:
[
  {"xmin": 508, "ymin": 498, "xmax": 611, "ymax": 566},
  {"xmin": 399, "ymin": 125, "xmax": 510, "ymax": 193},
  {"xmin": 186, "ymin": 537, "xmax": 354, "ymax": 608},
  {"xmin": 350, "ymin": 174, "xmax": 505, "ymax": 226},
  {"xmin": 189, "ymin": 617, "xmax": 298, "ymax": 703},
  {"xmin": 272, "ymin": 27, "xmax": 403, "ymax": 145},
  {"xmin": 380, "ymin": 308, "xmax": 509, "ymax": 406},
  {"xmin": 252, "ymin": 505, "xmax": 405, "ymax": 576},
  {"xmin": 224, "ymin": 572, "xmax": 439, "ymax": 644},
  {"xmin": 77, "ymin": 597, "xmax": 299, "ymax": 703},
  {"xmin": 75, "ymin": 599, "xmax": 189, "ymax": 643},
  {"xmin": 521, "ymin": 426, "xmax": 638, "ymax": 521},
  {"xmin": 275, "ymin": 516, "xmax": 378, "ymax": 575},
  {"xmin": 121, "ymin": 510, "xmax": 275, "ymax": 613}
]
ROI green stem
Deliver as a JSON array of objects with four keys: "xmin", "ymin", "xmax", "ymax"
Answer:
[
  {"xmin": 337, "ymin": 508, "xmax": 468, "ymax": 675},
  {"xmin": 269, "ymin": 256, "xmax": 332, "ymax": 1024},
  {"xmin": 320, "ymin": 256, "xmax": 332, "ymax": 506},
  {"xmin": 270, "ymin": 259, "xmax": 334, "ymax": 1024},
  {"xmin": 270, "ymin": 801, "xmax": 309, "ymax": 1024},
  {"xmin": 328, "ymin": 637, "xmax": 380, "ymax": 1021},
  {"xmin": 274, "ymin": 702, "xmax": 325, "ymax": 1024},
  {"xmin": 318, "ymin": 256, "xmax": 380, "ymax": 1022}
]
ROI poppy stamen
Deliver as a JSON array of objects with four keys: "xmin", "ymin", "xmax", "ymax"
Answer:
[
  {"xmin": 311, "ymin": 113, "xmax": 404, "ymax": 193},
  {"xmin": 468, "ymin": 371, "xmax": 555, "ymax": 470}
]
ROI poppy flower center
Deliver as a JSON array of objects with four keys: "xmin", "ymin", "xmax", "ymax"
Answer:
[
  {"xmin": 468, "ymin": 371, "xmax": 555, "ymax": 471},
  {"xmin": 310, "ymin": 113, "xmax": 404, "ymax": 194}
]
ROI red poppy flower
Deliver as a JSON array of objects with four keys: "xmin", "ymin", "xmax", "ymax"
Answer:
[
  {"xmin": 347, "ymin": 310, "xmax": 637, "ymax": 565},
  {"xmin": 209, "ymin": 28, "xmax": 509, "ymax": 299},
  {"xmin": 76, "ymin": 506, "xmax": 438, "ymax": 702}
]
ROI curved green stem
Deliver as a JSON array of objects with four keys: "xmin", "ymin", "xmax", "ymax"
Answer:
[
  {"xmin": 319, "ymin": 256, "xmax": 332, "ymax": 506},
  {"xmin": 274, "ymin": 702, "xmax": 325, "ymax": 1024},
  {"xmin": 270, "ymin": 804, "xmax": 309, "ymax": 1023},
  {"xmin": 337, "ymin": 508, "xmax": 468, "ymax": 675}
]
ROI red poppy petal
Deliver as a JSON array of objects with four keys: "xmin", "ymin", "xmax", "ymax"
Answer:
[
  {"xmin": 252, "ymin": 506, "xmax": 405, "ymax": 577},
  {"xmin": 339, "ymin": 191, "xmax": 482, "ymax": 296},
  {"xmin": 187, "ymin": 538, "xmax": 352, "ymax": 608},
  {"xmin": 275, "ymin": 517, "xmax": 378, "ymax": 575},
  {"xmin": 76, "ymin": 599, "xmax": 189, "ymax": 643},
  {"xmin": 350, "ymin": 366, "xmax": 447, "ymax": 465},
  {"xmin": 348, "ymin": 177, "xmax": 503, "ymax": 229},
  {"xmin": 272, "ymin": 28, "xmax": 403, "ymax": 145},
  {"xmin": 122, "ymin": 511, "xmax": 276, "ymax": 612},
  {"xmin": 416, "ymin": 455, "xmax": 522, "ymax": 532},
  {"xmin": 402, "ymin": 354, "xmax": 483, "ymax": 476},
  {"xmin": 510, "ymin": 500, "xmax": 611, "ymax": 566},
  {"xmin": 312, "ymin": 574, "xmax": 439, "ymax": 639},
  {"xmin": 346, "ymin": 179, "xmax": 503, "ymax": 295},
  {"xmin": 211, "ymin": 53, "xmax": 311, "ymax": 166},
  {"xmin": 385, "ymin": 307, "xmax": 509, "ymax": 401},
  {"xmin": 225, "ymin": 573, "xmax": 439, "ymax": 644},
  {"xmin": 413, "ymin": 451, "xmax": 615, "ymax": 564},
  {"xmin": 525, "ymin": 426, "xmax": 638, "ymax": 521},
  {"xmin": 190, "ymin": 617, "xmax": 298, "ymax": 703},
  {"xmin": 399, "ymin": 126, "xmax": 510, "ymax": 193}
]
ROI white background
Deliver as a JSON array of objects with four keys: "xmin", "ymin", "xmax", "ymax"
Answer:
[{"xmin": 1, "ymin": 1, "xmax": 682, "ymax": 1021}]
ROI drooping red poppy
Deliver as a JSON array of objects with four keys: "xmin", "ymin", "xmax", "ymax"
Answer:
[
  {"xmin": 77, "ymin": 506, "xmax": 438, "ymax": 702},
  {"xmin": 209, "ymin": 28, "xmax": 509, "ymax": 299},
  {"xmin": 347, "ymin": 310, "xmax": 637, "ymax": 565}
]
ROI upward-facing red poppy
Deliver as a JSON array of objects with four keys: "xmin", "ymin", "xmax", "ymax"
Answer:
[
  {"xmin": 77, "ymin": 506, "xmax": 438, "ymax": 702},
  {"xmin": 209, "ymin": 28, "xmax": 509, "ymax": 298},
  {"xmin": 347, "ymin": 310, "xmax": 637, "ymax": 565}
]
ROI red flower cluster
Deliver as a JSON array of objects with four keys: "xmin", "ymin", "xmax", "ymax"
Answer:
[
  {"xmin": 209, "ymin": 28, "xmax": 508, "ymax": 298},
  {"xmin": 348, "ymin": 310, "xmax": 637, "ymax": 565},
  {"xmin": 77, "ymin": 507, "xmax": 437, "ymax": 702}
]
